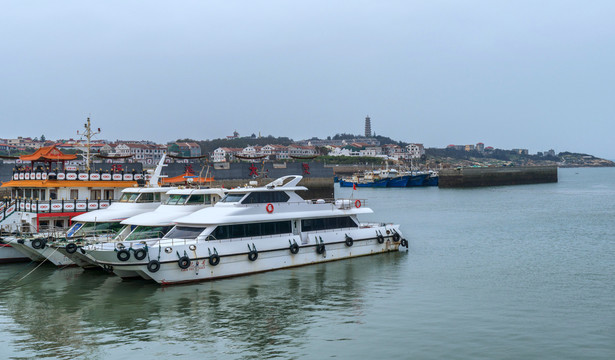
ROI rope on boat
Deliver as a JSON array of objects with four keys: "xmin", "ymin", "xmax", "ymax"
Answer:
[{"xmin": 15, "ymin": 246, "xmax": 61, "ymax": 282}]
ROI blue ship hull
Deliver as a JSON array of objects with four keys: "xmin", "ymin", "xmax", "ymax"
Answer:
[
  {"xmin": 387, "ymin": 175, "xmax": 410, "ymax": 187},
  {"xmin": 407, "ymin": 174, "xmax": 430, "ymax": 187},
  {"xmin": 339, "ymin": 179, "xmax": 389, "ymax": 187}
]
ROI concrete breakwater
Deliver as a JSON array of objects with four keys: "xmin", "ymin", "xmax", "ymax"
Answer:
[{"xmin": 438, "ymin": 166, "xmax": 558, "ymax": 188}]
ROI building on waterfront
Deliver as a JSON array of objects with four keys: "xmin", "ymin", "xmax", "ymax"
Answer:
[
  {"xmin": 168, "ymin": 142, "xmax": 201, "ymax": 157},
  {"xmin": 476, "ymin": 142, "xmax": 485, "ymax": 152},
  {"xmin": 512, "ymin": 148, "xmax": 529, "ymax": 155},
  {"xmin": 212, "ymin": 147, "xmax": 243, "ymax": 162},
  {"xmin": 364, "ymin": 116, "xmax": 371, "ymax": 137},
  {"xmin": 114, "ymin": 143, "xmax": 166, "ymax": 166},
  {"xmin": 405, "ymin": 143, "xmax": 425, "ymax": 159}
]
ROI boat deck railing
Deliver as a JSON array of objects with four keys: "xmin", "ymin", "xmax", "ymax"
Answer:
[{"xmin": 231, "ymin": 198, "xmax": 368, "ymax": 210}]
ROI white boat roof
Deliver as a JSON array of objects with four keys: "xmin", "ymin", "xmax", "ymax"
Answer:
[
  {"xmin": 165, "ymin": 188, "xmax": 226, "ymax": 196},
  {"xmin": 70, "ymin": 202, "xmax": 162, "ymax": 222},
  {"xmin": 120, "ymin": 203, "xmax": 208, "ymax": 226},
  {"xmin": 121, "ymin": 187, "xmax": 175, "ymax": 194}
]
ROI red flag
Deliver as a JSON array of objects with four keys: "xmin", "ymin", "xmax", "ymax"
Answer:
[{"xmin": 353, "ymin": 183, "xmax": 357, "ymax": 190}]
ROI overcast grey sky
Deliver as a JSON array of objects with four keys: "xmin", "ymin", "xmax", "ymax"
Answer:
[{"xmin": 1, "ymin": 1, "xmax": 614, "ymax": 158}]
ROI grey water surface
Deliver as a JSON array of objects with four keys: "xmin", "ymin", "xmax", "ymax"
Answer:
[{"xmin": 0, "ymin": 167, "xmax": 613, "ymax": 359}]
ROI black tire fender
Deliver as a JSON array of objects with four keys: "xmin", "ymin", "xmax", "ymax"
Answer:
[
  {"xmin": 117, "ymin": 249, "xmax": 131, "ymax": 262},
  {"xmin": 248, "ymin": 250, "xmax": 258, "ymax": 261},
  {"xmin": 289, "ymin": 243, "xmax": 299, "ymax": 254},
  {"xmin": 147, "ymin": 259, "xmax": 161, "ymax": 273},
  {"xmin": 209, "ymin": 254, "xmax": 220, "ymax": 266},
  {"xmin": 66, "ymin": 243, "xmax": 77, "ymax": 254},
  {"xmin": 134, "ymin": 248, "xmax": 147, "ymax": 261},
  {"xmin": 178, "ymin": 256, "xmax": 191, "ymax": 269}
]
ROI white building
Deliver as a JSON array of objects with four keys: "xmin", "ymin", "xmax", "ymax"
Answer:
[{"xmin": 405, "ymin": 144, "xmax": 425, "ymax": 159}]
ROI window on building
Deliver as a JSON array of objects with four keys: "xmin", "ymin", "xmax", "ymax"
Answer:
[{"xmin": 90, "ymin": 190, "xmax": 101, "ymax": 200}]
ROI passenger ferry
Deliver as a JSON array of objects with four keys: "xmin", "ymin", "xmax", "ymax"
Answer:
[{"xmin": 85, "ymin": 175, "xmax": 407, "ymax": 285}]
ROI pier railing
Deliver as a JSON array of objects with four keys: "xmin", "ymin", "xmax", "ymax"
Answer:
[{"xmin": 3, "ymin": 198, "xmax": 112, "ymax": 215}]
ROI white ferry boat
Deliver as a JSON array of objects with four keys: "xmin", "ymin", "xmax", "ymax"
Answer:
[
  {"xmin": 85, "ymin": 175, "xmax": 407, "ymax": 285},
  {"xmin": 62, "ymin": 187, "xmax": 224, "ymax": 273}
]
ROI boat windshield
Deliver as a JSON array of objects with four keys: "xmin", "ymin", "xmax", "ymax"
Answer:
[
  {"xmin": 163, "ymin": 226, "xmax": 207, "ymax": 240},
  {"xmin": 68, "ymin": 222, "xmax": 124, "ymax": 238},
  {"xmin": 166, "ymin": 194, "xmax": 189, "ymax": 205},
  {"xmin": 125, "ymin": 225, "xmax": 173, "ymax": 241},
  {"xmin": 119, "ymin": 193, "xmax": 139, "ymax": 203},
  {"xmin": 220, "ymin": 193, "xmax": 245, "ymax": 203}
]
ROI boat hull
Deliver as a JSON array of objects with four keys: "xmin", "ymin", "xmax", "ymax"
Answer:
[
  {"xmin": 89, "ymin": 225, "xmax": 405, "ymax": 285},
  {"xmin": 0, "ymin": 242, "xmax": 30, "ymax": 263}
]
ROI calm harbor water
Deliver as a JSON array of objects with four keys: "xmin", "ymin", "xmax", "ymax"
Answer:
[{"xmin": 0, "ymin": 167, "xmax": 613, "ymax": 359}]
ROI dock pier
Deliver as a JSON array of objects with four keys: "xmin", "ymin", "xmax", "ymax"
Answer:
[{"xmin": 438, "ymin": 166, "xmax": 558, "ymax": 188}]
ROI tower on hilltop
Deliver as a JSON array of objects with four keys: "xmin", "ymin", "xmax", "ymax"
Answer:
[{"xmin": 364, "ymin": 115, "xmax": 371, "ymax": 137}]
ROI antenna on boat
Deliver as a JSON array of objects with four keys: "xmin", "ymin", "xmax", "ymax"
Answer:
[{"xmin": 77, "ymin": 117, "xmax": 101, "ymax": 172}]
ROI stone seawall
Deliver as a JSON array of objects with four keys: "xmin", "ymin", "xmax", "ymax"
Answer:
[{"xmin": 438, "ymin": 166, "xmax": 558, "ymax": 188}]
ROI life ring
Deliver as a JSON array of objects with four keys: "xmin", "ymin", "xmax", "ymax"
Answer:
[
  {"xmin": 355, "ymin": 200, "xmax": 361, "ymax": 208},
  {"xmin": 147, "ymin": 259, "xmax": 160, "ymax": 273},
  {"xmin": 392, "ymin": 232, "xmax": 401, "ymax": 242},
  {"xmin": 316, "ymin": 243, "xmax": 325, "ymax": 255},
  {"xmin": 248, "ymin": 250, "xmax": 258, "ymax": 261},
  {"xmin": 178, "ymin": 256, "xmax": 191, "ymax": 269},
  {"xmin": 345, "ymin": 235, "xmax": 354, "ymax": 247},
  {"xmin": 134, "ymin": 248, "xmax": 148, "ymax": 261},
  {"xmin": 66, "ymin": 243, "xmax": 77, "ymax": 254},
  {"xmin": 400, "ymin": 238, "xmax": 408, "ymax": 248},
  {"xmin": 209, "ymin": 254, "xmax": 220, "ymax": 266},
  {"xmin": 117, "ymin": 249, "xmax": 131, "ymax": 261},
  {"xmin": 377, "ymin": 234, "xmax": 385, "ymax": 244},
  {"xmin": 266, "ymin": 203, "xmax": 274, "ymax": 213},
  {"xmin": 289, "ymin": 243, "xmax": 299, "ymax": 254}
]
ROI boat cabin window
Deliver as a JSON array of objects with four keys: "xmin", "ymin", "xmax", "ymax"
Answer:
[
  {"xmin": 67, "ymin": 221, "xmax": 124, "ymax": 237},
  {"xmin": 119, "ymin": 192, "xmax": 139, "ymax": 203},
  {"xmin": 70, "ymin": 189, "xmax": 79, "ymax": 200},
  {"xmin": 166, "ymin": 194, "xmax": 189, "ymax": 205},
  {"xmin": 220, "ymin": 193, "xmax": 246, "ymax": 203},
  {"xmin": 25, "ymin": 189, "xmax": 32, "ymax": 198},
  {"xmin": 207, "ymin": 220, "xmax": 292, "ymax": 240},
  {"xmin": 301, "ymin": 217, "xmax": 358, "ymax": 232},
  {"xmin": 164, "ymin": 226, "xmax": 207, "ymax": 239},
  {"xmin": 49, "ymin": 189, "xmax": 57, "ymax": 200},
  {"xmin": 125, "ymin": 225, "xmax": 173, "ymax": 241},
  {"xmin": 186, "ymin": 194, "xmax": 207, "ymax": 205},
  {"xmin": 137, "ymin": 193, "xmax": 155, "ymax": 203},
  {"xmin": 241, "ymin": 191, "xmax": 290, "ymax": 204}
]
